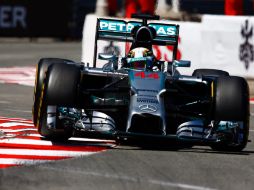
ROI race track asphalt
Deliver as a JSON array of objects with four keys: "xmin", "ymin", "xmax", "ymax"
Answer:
[{"xmin": 0, "ymin": 41, "xmax": 254, "ymax": 190}]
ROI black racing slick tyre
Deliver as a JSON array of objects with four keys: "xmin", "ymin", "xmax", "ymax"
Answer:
[
  {"xmin": 192, "ymin": 69, "xmax": 229, "ymax": 78},
  {"xmin": 36, "ymin": 62, "xmax": 80, "ymax": 141},
  {"xmin": 46, "ymin": 62, "xmax": 81, "ymax": 106},
  {"xmin": 211, "ymin": 76, "xmax": 250, "ymax": 151},
  {"xmin": 33, "ymin": 58, "xmax": 74, "ymax": 127}
]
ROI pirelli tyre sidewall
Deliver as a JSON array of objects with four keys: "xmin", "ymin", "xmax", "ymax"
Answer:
[
  {"xmin": 33, "ymin": 58, "xmax": 74, "ymax": 127},
  {"xmin": 192, "ymin": 69, "xmax": 229, "ymax": 78},
  {"xmin": 37, "ymin": 62, "xmax": 80, "ymax": 140},
  {"xmin": 212, "ymin": 76, "xmax": 250, "ymax": 151}
]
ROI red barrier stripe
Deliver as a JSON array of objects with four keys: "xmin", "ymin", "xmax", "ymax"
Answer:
[
  {"xmin": 0, "ymin": 119, "xmax": 33, "ymax": 124},
  {"xmin": 0, "ymin": 126, "xmax": 34, "ymax": 130},
  {"xmin": 1, "ymin": 136, "xmax": 115, "ymax": 145},
  {"xmin": 0, "ymin": 137, "xmax": 41, "ymax": 141},
  {"xmin": 0, "ymin": 143, "xmax": 108, "ymax": 151},
  {"xmin": 0, "ymin": 164, "xmax": 18, "ymax": 169},
  {"xmin": 5, "ymin": 136, "xmax": 42, "ymax": 140},
  {"xmin": 0, "ymin": 116, "xmax": 115, "ymax": 169},
  {"xmin": 0, "ymin": 154, "xmax": 70, "ymax": 160},
  {"xmin": 0, "ymin": 131, "xmax": 39, "ymax": 136},
  {"xmin": 0, "ymin": 131, "xmax": 37, "ymax": 136},
  {"xmin": 0, "ymin": 118, "xmax": 33, "ymax": 121}
]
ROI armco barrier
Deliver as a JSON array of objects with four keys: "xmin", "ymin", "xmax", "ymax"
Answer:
[
  {"xmin": 201, "ymin": 15, "xmax": 254, "ymax": 79},
  {"xmin": 82, "ymin": 14, "xmax": 254, "ymax": 79}
]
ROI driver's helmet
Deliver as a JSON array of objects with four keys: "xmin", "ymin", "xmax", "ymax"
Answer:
[{"xmin": 126, "ymin": 47, "xmax": 155, "ymax": 70}]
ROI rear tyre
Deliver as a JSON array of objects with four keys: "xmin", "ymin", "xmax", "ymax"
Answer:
[
  {"xmin": 211, "ymin": 76, "xmax": 249, "ymax": 151},
  {"xmin": 192, "ymin": 69, "xmax": 229, "ymax": 78},
  {"xmin": 37, "ymin": 62, "xmax": 80, "ymax": 141},
  {"xmin": 33, "ymin": 58, "xmax": 74, "ymax": 127}
]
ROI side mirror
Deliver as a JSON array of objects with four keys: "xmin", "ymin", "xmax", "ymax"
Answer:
[
  {"xmin": 171, "ymin": 60, "xmax": 191, "ymax": 77},
  {"xmin": 98, "ymin": 53, "xmax": 116, "ymax": 61},
  {"xmin": 173, "ymin": 60, "xmax": 191, "ymax": 67}
]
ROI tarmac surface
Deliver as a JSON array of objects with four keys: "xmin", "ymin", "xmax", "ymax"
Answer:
[{"xmin": 0, "ymin": 41, "xmax": 254, "ymax": 190}]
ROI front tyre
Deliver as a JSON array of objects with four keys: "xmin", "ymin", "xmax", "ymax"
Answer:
[
  {"xmin": 33, "ymin": 58, "xmax": 74, "ymax": 127},
  {"xmin": 211, "ymin": 76, "xmax": 249, "ymax": 151},
  {"xmin": 37, "ymin": 62, "xmax": 80, "ymax": 141}
]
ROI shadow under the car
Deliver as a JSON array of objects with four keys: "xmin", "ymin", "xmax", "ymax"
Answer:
[{"xmin": 113, "ymin": 139, "xmax": 253, "ymax": 155}]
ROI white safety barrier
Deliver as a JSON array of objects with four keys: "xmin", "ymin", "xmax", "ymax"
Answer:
[
  {"xmin": 82, "ymin": 14, "xmax": 254, "ymax": 78},
  {"xmin": 201, "ymin": 15, "xmax": 254, "ymax": 78}
]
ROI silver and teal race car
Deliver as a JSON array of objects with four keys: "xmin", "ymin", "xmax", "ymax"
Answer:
[{"xmin": 33, "ymin": 14, "xmax": 250, "ymax": 151}]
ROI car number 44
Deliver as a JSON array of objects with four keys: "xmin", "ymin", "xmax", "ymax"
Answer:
[{"xmin": 134, "ymin": 72, "xmax": 159, "ymax": 79}]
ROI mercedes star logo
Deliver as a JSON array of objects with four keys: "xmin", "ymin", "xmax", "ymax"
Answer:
[{"xmin": 139, "ymin": 104, "xmax": 157, "ymax": 113}]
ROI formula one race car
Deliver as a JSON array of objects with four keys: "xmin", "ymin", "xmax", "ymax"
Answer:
[{"xmin": 33, "ymin": 14, "xmax": 250, "ymax": 151}]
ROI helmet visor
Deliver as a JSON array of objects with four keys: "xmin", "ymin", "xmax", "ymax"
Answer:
[
  {"xmin": 127, "ymin": 57, "xmax": 153, "ymax": 70},
  {"xmin": 132, "ymin": 61, "xmax": 146, "ymax": 69}
]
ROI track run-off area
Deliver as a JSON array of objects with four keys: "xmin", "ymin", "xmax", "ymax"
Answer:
[
  {"xmin": 0, "ymin": 42, "xmax": 254, "ymax": 190},
  {"xmin": 0, "ymin": 116, "xmax": 115, "ymax": 169}
]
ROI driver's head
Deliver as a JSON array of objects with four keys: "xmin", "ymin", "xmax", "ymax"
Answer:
[
  {"xmin": 126, "ymin": 47, "xmax": 154, "ymax": 70},
  {"xmin": 130, "ymin": 26, "xmax": 156, "ymax": 50}
]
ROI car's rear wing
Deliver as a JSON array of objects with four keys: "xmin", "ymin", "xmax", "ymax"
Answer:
[
  {"xmin": 93, "ymin": 18, "xmax": 180, "ymax": 67},
  {"xmin": 97, "ymin": 18, "xmax": 179, "ymax": 45}
]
